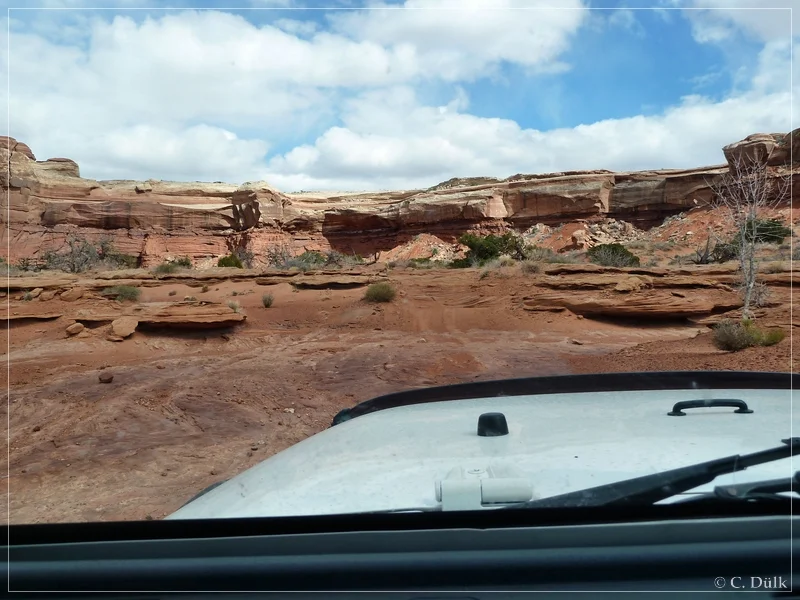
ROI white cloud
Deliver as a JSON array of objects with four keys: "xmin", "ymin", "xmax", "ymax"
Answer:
[
  {"xmin": 263, "ymin": 42, "xmax": 799, "ymax": 190},
  {"xmin": 1, "ymin": 4, "xmax": 797, "ymax": 194},
  {"xmin": 328, "ymin": 0, "xmax": 589, "ymax": 81},
  {"xmin": 679, "ymin": 0, "xmax": 796, "ymax": 43},
  {"xmin": 83, "ymin": 125, "xmax": 270, "ymax": 182}
]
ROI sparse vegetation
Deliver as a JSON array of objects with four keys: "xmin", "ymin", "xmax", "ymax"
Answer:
[
  {"xmin": 587, "ymin": 243, "xmax": 640, "ymax": 267},
  {"xmin": 170, "ymin": 256, "xmax": 192, "ymax": 268},
  {"xmin": 100, "ymin": 285, "xmax": 141, "ymax": 303},
  {"xmin": 233, "ymin": 248, "xmax": 255, "ymax": 269},
  {"xmin": 201, "ymin": 284, "xmax": 209, "ymax": 293},
  {"xmin": 456, "ymin": 232, "xmax": 528, "ymax": 266},
  {"xmin": 261, "ymin": 293, "xmax": 274, "ymax": 308},
  {"xmin": 524, "ymin": 246, "xmax": 581, "ymax": 264},
  {"xmin": 184, "ymin": 296, "xmax": 197, "ymax": 302},
  {"xmin": 708, "ymin": 149, "xmax": 790, "ymax": 318},
  {"xmin": 217, "ymin": 254, "xmax": 244, "ymax": 269},
  {"xmin": 21, "ymin": 291, "xmax": 33, "ymax": 302},
  {"xmin": 761, "ymin": 261, "xmax": 786, "ymax": 274},
  {"xmin": 168, "ymin": 290, "xmax": 177, "ymax": 296},
  {"xmin": 712, "ymin": 319, "xmax": 785, "ymax": 352},
  {"xmin": 40, "ymin": 235, "xmax": 138, "ymax": 273},
  {"xmin": 154, "ymin": 262, "xmax": 179, "ymax": 275},
  {"xmin": 364, "ymin": 282, "xmax": 396, "ymax": 303},
  {"xmin": 520, "ymin": 260, "xmax": 542, "ymax": 274},
  {"xmin": 266, "ymin": 246, "xmax": 368, "ymax": 271},
  {"xmin": 652, "ymin": 241, "xmax": 675, "ymax": 251},
  {"xmin": 227, "ymin": 300, "xmax": 241, "ymax": 312}
]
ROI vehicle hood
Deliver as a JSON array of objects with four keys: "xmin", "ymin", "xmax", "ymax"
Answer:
[{"xmin": 168, "ymin": 378, "xmax": 795, "ymax": 519}]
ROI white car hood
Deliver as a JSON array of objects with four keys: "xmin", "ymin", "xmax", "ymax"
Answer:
[{"xmin": 168, "ymin": 383, "xmax": 796, "ymax": 519}]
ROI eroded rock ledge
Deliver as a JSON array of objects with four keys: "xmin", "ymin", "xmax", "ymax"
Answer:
[{"xmin": 2, "ymin": 131, "xmax": 797, "ymax": 266}]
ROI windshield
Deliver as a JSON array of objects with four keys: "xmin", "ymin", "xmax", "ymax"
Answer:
[{"xmin": 2, "ymin": 0, "xmax": 797, "ymax": 525}]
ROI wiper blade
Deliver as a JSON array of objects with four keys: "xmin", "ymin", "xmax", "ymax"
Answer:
[
  {"xmin": 505, "ymin": 438, "xmax": 800, "ymax": 509},
  {"xmin": 675, "ymin": 471, "xmax": 800, "ymax": 504}
]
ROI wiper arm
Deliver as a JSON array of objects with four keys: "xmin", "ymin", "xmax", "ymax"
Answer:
[
  {"xmin": 505, "ymin": 438, "xmax": 800, "ymax": 509},
  {"xmin": 672, "ymin": 471, "xmax": 800, "ymax": 505}
]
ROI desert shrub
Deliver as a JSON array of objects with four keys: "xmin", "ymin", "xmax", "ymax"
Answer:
[
  {"xmin": 227, "ymin": 300, "xmax": 241, "ymax": 312},
  {"xmin": 201, "ymin": 284, "xmax": 209, "ymax": 293},
  {"xmin": 712, "ymin": 319, "xmax": 786, "ymax": 351},
  {"xmin": 520, "ymin": 260, "xmax": 542, "ymax": 274},
  {"xmin": 42, "ymin": 235, "xmax": 105, "ymax": 273},
  {"xmin": 761, "ymin": 261, "xmax": 786, "ymax": 274},
  {"xmin": 217, "ymin": 254, "xmax": 244, "ymax": 268},
  {"xmin": 364, "ymin": 282, "xmax": 396, "ymax": 303},
  {"xmin": 168, "ymin": 290, "xmax": 177, "ymax": 296},
  {"xmin": 458, "ymin": 232, "xmax": 527, "ymax": 265},
  {"xmin": 21, "ymin": 291, "xmax": 33, "ymax": 301},
  {"xmin": 100, "ymin": 285, "xmax": 141, "ymax": 302},
  {"xmin": 750, "ymin": 282, "xmax": 772, "ymax": 308},
  {"xmin": 652, "ymin": 241, "xmax": 675, "ymax": 251},
  {"xmin": 587, "ymin": 243, "xmax": 640, "ymax": 267},
  {"xmin": 736, "ymin": 218, "xmax": 793, "ymax": 245},
  {"xmin": 233, "ymin": 248, "xmax": 254, "ymax": 269},
  {"xmin": 524, "ymin": 246, "xmax": 581, "ymax": 264},
  {"xmin": 408, "ymin": 257, "xmax": 435, "ymax": 269},
  {"xmin": 448, "ymin": 257, "xmax": 474, "ymax": 269},
  {"xmin": 184, "ymin": 296, "xmax": 197, "ymax": 302},
  {"xmin": 262, "ymin": 293, "xmax": 274, "ymax": 308},
  {"xmin": 171, "ymin": 256, "xmax": 192, "ymax": 268},
  {"xmin": 154, "ymin": 261, "xmax": 179, "ymax": 274},
  {"xmin": 266, "ymin": 247, "xmax": 363, "ymax": 271}
]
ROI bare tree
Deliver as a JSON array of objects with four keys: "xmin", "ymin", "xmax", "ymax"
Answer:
[{"xmin": 708, "ymin": 148, "xmax": 790, "ymax": 319}]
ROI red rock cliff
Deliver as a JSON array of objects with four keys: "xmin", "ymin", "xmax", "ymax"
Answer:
[{"xmin": 1, "ymin": 131, "xmax": 797, "ymax": 266}]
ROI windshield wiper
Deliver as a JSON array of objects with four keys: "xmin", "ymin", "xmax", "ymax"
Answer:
[
  {"xmin": 503, "ymin": 438, "xmax": 800, "ymax": 509},
  {"xmin": 673, "ymin": 471, "xmax": 800, "ymax": 505}
]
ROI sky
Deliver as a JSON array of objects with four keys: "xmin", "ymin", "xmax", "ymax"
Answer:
[{"xmin": 1, "ymin": 0, "xmax": 797, "ymax": 192}]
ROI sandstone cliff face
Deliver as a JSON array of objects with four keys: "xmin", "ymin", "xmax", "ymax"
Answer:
[{"xmin": 1, "ymin": 130, "xmax": 797, "ymax": 266}]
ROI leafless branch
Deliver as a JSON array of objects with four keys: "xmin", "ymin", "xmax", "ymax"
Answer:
[{"xmin": 706, "ymin": 147, "xmax": 791, "ymax": 319}]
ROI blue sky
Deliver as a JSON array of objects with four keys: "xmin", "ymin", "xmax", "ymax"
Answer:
[{"xmin": 0, "ymin": 0, "xmax": 796, "ymax": 191}]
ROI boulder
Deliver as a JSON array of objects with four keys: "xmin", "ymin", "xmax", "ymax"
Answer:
[
  {"xmin": 108, "ymin": 316, "xmax": 138, "ymax": 341},
  {"xmin": 60, "ymin": 287, "xmax": 85, "ymax": 302},
  {"xmin": 65, "ymin": 322, "xmax": 84, "ymax": 336}
]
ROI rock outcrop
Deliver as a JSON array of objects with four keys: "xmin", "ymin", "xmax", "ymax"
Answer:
[{"xmin": 1, "ymin": 131, "xmax": 797, "ymax": 266}]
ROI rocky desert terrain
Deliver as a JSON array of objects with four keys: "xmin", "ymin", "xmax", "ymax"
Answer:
[{"xmin": 2, "ymin": 130, "xmax": 798, "ymax": 523}]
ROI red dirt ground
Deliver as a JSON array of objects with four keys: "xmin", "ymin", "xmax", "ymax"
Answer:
[{"xmin": 3, "ymin": 201, "xmax": 797, "ymax": 524}]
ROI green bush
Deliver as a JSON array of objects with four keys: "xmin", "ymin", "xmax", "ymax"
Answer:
[
  {"xmin": 458, "ymin": 232, "xmax": 527, "ymax": 265},
  {"xmin": 364, "ymin": 282, "xmax": 396, "ymax": 303},
  {"xmin": 447, "ymin": 257, "xmax": 475, "ymax": 269},
  {"xmin": 217, "ymin": 254, "xmax": 244, "ymax": 268},
  {"xmin": 101, "ymin": 285, "xmax": 141, "ymax": 303},
  {"xmin": 737, "ymin": 218, "xmax": 793, "ymax": 245},
  {"xmin": 712, "ymin": 319, "xmax": 786, "ymax": 351},
  {"xmin": 587, "ymin": 243, "xmax": 640, "ymax": 267},
  {"xmin": 262, "ymin": 293, "xmax": 274, "ymax": 308}
]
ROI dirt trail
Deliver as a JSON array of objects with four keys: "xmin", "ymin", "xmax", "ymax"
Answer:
[{"xmin": 3, "ymin": 266, "xmax": 794, "ymax": 523}]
